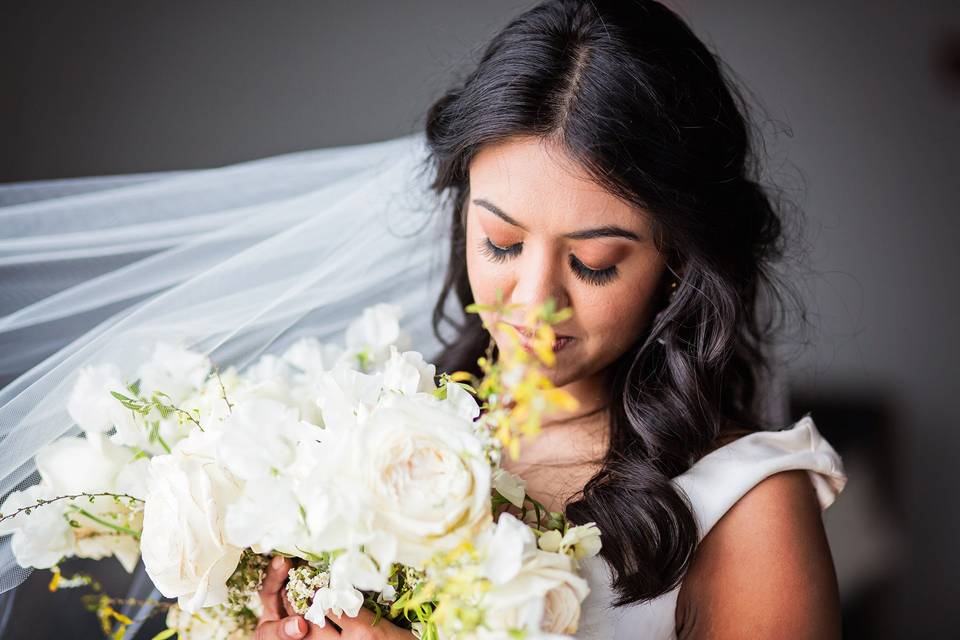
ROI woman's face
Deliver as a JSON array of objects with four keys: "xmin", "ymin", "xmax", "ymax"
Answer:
[{"xmin": 465, "ymin": 135, "xmax": 669, "ymax": 389}]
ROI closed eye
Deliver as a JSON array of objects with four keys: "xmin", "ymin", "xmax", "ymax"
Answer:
[
  {"xmin": 478, "ymin": 237, "xmax": 521, "ymax": 263},
  {"xmin": 569, "ymin": 254, "xmax": 618, "ymax": 285},
  {"xmin": 477, "ymin": 237, "xmax": 619, "ymax": 286}
]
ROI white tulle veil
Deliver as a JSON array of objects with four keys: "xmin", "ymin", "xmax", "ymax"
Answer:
[
  {"xmin": 0, "ymin": 129, "xmax": 791, "ymax": 637},
  {"xmin": 0, "ymin": 130, "xmax": 457, "ymax": 635}
]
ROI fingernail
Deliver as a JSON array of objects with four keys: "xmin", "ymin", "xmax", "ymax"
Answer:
[
  {"xmin": 272, "ymin": 556, "xmax": 284, "ymax": 570},
  {"xmin": 284, "ymin": 617, "xmax": 303, "ymax": 636}
]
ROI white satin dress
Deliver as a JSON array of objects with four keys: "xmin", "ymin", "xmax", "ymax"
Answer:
[{"xmin": 574, "ymin": 415, "xmax": 848, "ymax": 639}]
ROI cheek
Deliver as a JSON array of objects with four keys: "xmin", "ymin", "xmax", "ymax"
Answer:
[{"xmin": 577, "ymin": 277, "xmax": 662, "ymax": 351}]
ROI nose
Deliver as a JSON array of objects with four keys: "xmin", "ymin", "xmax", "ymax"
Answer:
[{"xmin": 507, "ymin": 244, "xmax": 569, "ymax": 321}]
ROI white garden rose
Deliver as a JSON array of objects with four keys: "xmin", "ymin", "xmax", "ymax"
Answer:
[
  {"xmin": 479, "ymin": 513, "xmax": 590, "ymax": 635},
  {"xmin": 343, "ymin": 392, "xmax": 493, "ymax": 567},
  {"xmin": 141, "ymin": 434, "xmax": 243, "ymax": 612}
]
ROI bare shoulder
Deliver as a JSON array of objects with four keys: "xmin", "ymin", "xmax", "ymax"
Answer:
[{"xmin": 675, "ymin": 469, "xmax": 842, "ymax": 640}]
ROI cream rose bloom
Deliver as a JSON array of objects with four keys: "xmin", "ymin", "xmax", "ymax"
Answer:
[
  {"xmin": 342, "ymin": 392, "xmax": 493, "ymax": 567},
  {"xmin": 480, "ymin": 513, "xmax": 591, "ymax": 635},
  {"xmin": 141, "ymin": 431, "xmax": 243, "ymax": 612}
]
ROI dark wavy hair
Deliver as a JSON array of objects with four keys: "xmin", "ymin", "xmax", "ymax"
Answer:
[{"xmin": 421, "ymin": 0, "xmax": 805, "ymax": 607}]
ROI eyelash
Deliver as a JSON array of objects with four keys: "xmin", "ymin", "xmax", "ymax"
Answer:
[{"xmin": 477, "ymin": 238, "xmax": 619, "ymax": 286}]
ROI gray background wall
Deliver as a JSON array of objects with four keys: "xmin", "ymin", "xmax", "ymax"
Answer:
[{"xmin": 1, "ymin": 1, "xmax": 957, "ymax": 637}]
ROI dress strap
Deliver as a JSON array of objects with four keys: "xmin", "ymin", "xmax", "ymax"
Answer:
[
  {"xmin": 593, "ymin": 415, "xmax": 848, "ymax": 640},
  {"xmin": 673, "ymin": 414, "xmax": 847, "ymax": 543}
]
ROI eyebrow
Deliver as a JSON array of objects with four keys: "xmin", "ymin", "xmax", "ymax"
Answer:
[{"xmin": 472, "ymin": 198, "xmax": 642, "ymax": 241}]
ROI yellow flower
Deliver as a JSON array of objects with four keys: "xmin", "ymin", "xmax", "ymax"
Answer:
[{"xmin": 457, "ymin": 293, "xmax": 580, "ymax": 461}]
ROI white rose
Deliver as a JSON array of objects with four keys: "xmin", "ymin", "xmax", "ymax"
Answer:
[
  {"xmin": 141, "ymin": 441, "xmax": 243, "ymax": 612},
  {"xmin": 343, "ymin": 393, "xmax": 492, "ymax": 567},
  {"xmin": 479, "ymin": 513, "xmax": 590, "ymax": 635}
]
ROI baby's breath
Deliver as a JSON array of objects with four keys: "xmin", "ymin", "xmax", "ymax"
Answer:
[{"xmin": 285, "ymin": 564, "xmax": 331, "ymax": 614}]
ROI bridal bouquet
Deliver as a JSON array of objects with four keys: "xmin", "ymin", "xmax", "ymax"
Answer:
[{"xmin": 0, "ymin": 299, "xmax": 601, "ymax": 640}]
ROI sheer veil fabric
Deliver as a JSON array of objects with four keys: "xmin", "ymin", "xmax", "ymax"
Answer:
[
  {"xmin": 0, "ymin": 131, "xmax": 791, "ymax": 637},
  {"xmin": 0, "ymin": 132, "xmax": 453, "ymax": 618}
]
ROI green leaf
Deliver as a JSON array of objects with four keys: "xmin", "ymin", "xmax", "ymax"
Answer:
[
  {"xmin": 109, "ymin": 391, "xmax": 142, "ymax": 411},
  {"xmin": 149, "ymin": 629, "xmax": 178, "ymax": 640},
  {"xmin": 127, "ymin": 379, "xmax": 142, "ymax": 397}
]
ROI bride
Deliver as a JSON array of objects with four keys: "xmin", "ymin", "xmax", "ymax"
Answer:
[
  {"xmin": 0, "ymin": 1, "xmax": 847, "ymax": 639},
  {"xmin": 252, "ymin": 1, "xmax": 847, "ymax": 639}
]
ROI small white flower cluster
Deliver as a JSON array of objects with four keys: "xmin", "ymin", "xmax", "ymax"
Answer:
[
  {"xmin": 1, "ymin": 302, "xmax": 602, "ymax": 640},
  {"xmin": 165, "ymin": 600, "xmax": 253, "ymax": 640},
  {"xmin": 285, "ymin": 565, "xmax": 331, "ymax": 615}
]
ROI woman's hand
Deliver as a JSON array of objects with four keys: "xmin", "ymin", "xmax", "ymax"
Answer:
[{"xmin": 256, "ymin": 555, "xmax": 417, "ymax": 640}]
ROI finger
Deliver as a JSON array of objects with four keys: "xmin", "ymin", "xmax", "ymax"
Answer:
[
  {"xmin": 282, "ymin": 588, "xmax": 297, "ymax": 618},
  {"xmin": 326, "ymin": 606, "xmax": 376, "ymax": 633},
  {"xmin": 255, "ymin": 615, "xmax": 309, "ymax": 640},
  {"xmin": 259, "ymin": 555, "xmax": 293, "ymax": 622},
  {"xmin": 304, "ymin": 616, "xmax": 342, "ymax": 640}
]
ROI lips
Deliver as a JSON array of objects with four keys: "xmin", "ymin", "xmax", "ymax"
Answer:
[
  {"xmin": 505, "ymin": 323, "xmax": 573, "ymax": 340},
  {"xmin": 505, "ymin": 323, "xmax": 575, "ymax": 353}
]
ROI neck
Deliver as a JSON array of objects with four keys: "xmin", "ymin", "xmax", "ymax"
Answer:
[{"xmin": 541, "ymin": 365, "xmax": 613, "ymax": 428}]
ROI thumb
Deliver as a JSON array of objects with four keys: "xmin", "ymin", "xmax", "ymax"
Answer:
[{"xmin": 255, "ymin": 615, "xmax": 308, "ymax": 640}]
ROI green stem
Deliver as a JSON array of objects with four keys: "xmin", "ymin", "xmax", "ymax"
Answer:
[
  {"xmin": 0, "ymin": 492, "xmax": 144, "ymax": 526},
  {"xmin": 73, "ymin": 507, "xmax": 142, "ymax": 540}
]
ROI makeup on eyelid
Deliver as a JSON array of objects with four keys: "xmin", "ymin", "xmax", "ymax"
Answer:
[{"xmin": 478, "ymin": 215, "xmax": 632, "ymax": 271}]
